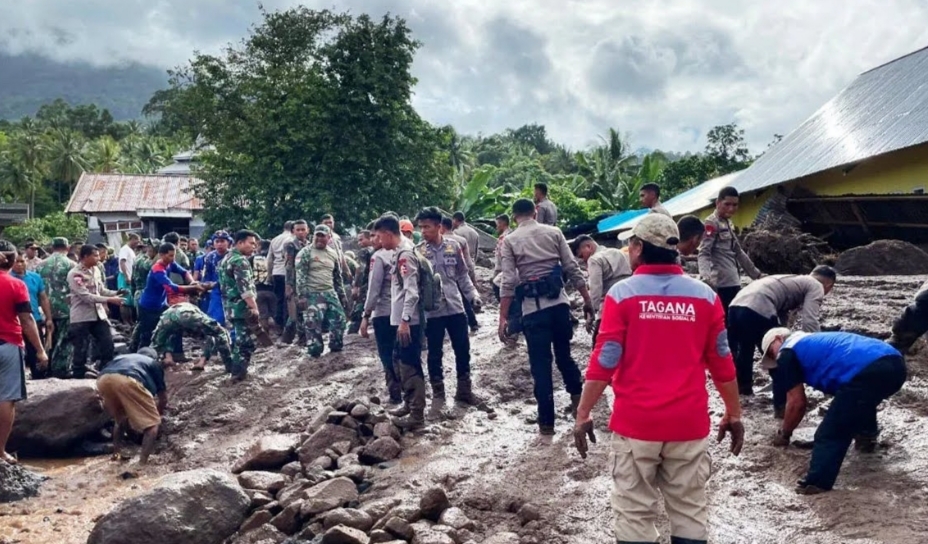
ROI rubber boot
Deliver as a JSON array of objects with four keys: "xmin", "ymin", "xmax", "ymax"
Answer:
[
  {"xmin": 431, "ymin": 381, "xmax": 446, "ymax": 401},
  {"xmin": 394, "ymin": 375, "xmax": 426, "ymax": 431},
  {"xmin": 454, "ymin": 374, "xmax": 481, "ymax": 406},
  {"xmin": 280, "ymin": 322, "xmax": 296, "ymax": 344},
  {"xmin": 569, "ymin": 393, "xmax": 582, "ymax": 419},
  {"xmin": 386, "ymin": 372, "xmax": 402, "ymax": 405}
]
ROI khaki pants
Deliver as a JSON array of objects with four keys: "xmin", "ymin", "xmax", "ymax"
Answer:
[{"xmin": 610, "ymin": 434, "xmax": 710, "ymax": 543}]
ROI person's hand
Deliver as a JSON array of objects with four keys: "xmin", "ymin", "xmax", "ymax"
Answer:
[
  {"xmin": 472, "ymin": 296, "xmax": 483, "ymax": 311},
  {"xmin": 108, "ymin": 297, "xmax": 125, "ymax": 306},
  {"xmin": 397, "ymin": 322, "xmax": 412, "ymax": 347},
  {"xmin": 36, "ymin": 350, "xmax": 49, "ymax": 371},
  {"xmin": 44, "ymin": 323, "xmax": 54, "ymax": 351},
  {"xmin": 716, "ymin": 415, "xmax": 745, "ymax": 456},
  {"xmin": 573, "ymin": 414, "xmax": 596, "ymax": 459},
  {"xmin": 582, "ymin": 303, "xmax": 595, "ymax": 323},
  {"xmin": 585, "ymin": 318, "xmax": 595, "ymax": 334},
  {"xmin": 360, "ymin": 317, "xmax": 370, "ymax": 339},
  {"xmin": 497, "ymin": 319, "xmax": 508, "ymax": 343},
  {"xmin": 285, "ymin": 285, "xmax": 293, "ymax": 298},
  {"xmin": 773, "ymin": 429, "xmax": 791, "ymax": 448},
  {"xmin": 351, "ymin": 287, "xmax": 360, "ymax": 299}
]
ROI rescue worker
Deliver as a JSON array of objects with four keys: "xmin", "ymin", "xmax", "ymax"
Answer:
[
  {"xmin": 67, "ymin": 245, "xmax": 123, "ymax": 378},
  {"xmin": 11, "ymin": 254, "xmax": 53, "ymax": 379},
  {"xmin": 135, "ymin": 243, "xmax": 201, "ymax": 350},
  {"xmin": 295, "ymin": 225, "xmax": 347, "ymax": 358},
  {"xmin": 220, "ymin": 230, "xmax": 262, "ymax": 381},
  {"xmin": 23, "ymin": 242, "xmax": 43, "ymax": 272},
  {"xmin": 375, "ymin": 215, "xmax": 427, "ymax": 430},
  {"xmin": 416, "ymin": 208, "xmax": 481, "ymax": 404},
  {"xmin": 348, "ymin": 229, "xmax": 374, "ymax": 335},
  {"xmin": 640, "ymin": 182, "xmax": 671, "ymax": 217},
  {"xmin": 572, "ymin": 213, "xmax": 744, "ymax": 544},
  {"xmin": 129, "ymin": 239, "xmax": 158, "ymax": 351},
  {"xmin": 697, "ymin": 186, "xmax": 763, "ymax": 317},
  {"xmin": 729, "ymin": 266, "xmax": 837, "ymax": 399},
  {"xmin": 573, "ymin": 235, "xmax": 632, "ymax": 344},
  {"xmin": 887, "ymin": 280, "xmax": 928, "ymax": 353},
  {"xmin": 151, "ymin": 301, "xmax": 231, "ymax": 371},
  {"xmin": 399, "ymin": 219, "xmax": 416, "ymax": 246},
  {"xmin": 282, "ymin": 220, "xmax": 311, "ymax": 344},
  {"xmin": 267, "ymin": 221, "xmax": 294, "ymax": 329},
  {"xmin": 498, "ymin": 198, "xmax": 595, "ymax": 435},
  {"xmin": 762, "ymin": 328, "xmax": 906, "ymax": 494},
  {"xmin": 360, "ymin": 227, "xmax": 402, "ymax": 404},
  {"xmin": 492, "ymin": 214, "xmax": 512, "ymax": 302},
  {"xmin": 252, "ymin": 240, "xmax": 278, "ymax": 332},
  {"xmin": 533, "ymin": 182, "xmax": 558, "ymax": 226},
  {"xmin": 676, "ymin": 216, "xmax": 705, "ymax": 257},
  {"xmin": 451, "ymin": 212, "xmax": 480, "ymax": 265},
  {"xmin": 441, "ymin": 216, "xmax": 480, "ymax": 332},
  {"xmin": 37, "ymin": 237, "xmax": 75, "ymax": 377}
]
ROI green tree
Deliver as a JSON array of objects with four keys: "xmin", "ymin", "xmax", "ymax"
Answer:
[
  {"xmin": 162, "ymin": 7, "xmax": 451, "ymax": 231},
  {"xmin": 2, "ymin": 211, "xmax": 88, "ymax": 246},
  {"xmin": 47, "ymin": 129, "xmax": 87, "ymax": 197},
  {"xmin": 87, "ymin": 136, "xmax": 122, "ymax": 173},
  {"xmin": 705, "ymin": 123, "xmax": 752, "ymax": 174}
]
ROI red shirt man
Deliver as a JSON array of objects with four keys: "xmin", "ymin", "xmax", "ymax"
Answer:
[{"xmin": 572, "ymin": 214, "xmax": 743, "ymax": 544}]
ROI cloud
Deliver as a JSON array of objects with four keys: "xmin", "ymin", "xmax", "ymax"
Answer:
[{"xmin": 1, "ymin": 0, "xmax": 927, "ymax": 153}]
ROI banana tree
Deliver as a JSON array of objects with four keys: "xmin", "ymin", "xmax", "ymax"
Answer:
[{"xmin": 452, "ymin": 165, "xmax": 504, "ymax": 220}]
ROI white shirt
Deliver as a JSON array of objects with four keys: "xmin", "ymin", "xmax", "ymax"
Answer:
[
  {"xmin": 270, "ymin": 231, "xmax": 293, "ymax": 276},
  {"xmin": 118, "ymin": 244, "xmax": 137, "ymax": 281}
]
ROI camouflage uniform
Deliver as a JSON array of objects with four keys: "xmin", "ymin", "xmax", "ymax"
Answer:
[
  {"xmin": 295, "ymin": 243, "xmax": 347, "ymax": 358},
  {"xmin": 220, "ymin": 248, "xmax": 258, "ymax": 377},
  {"xmin": 349, "ymin": 246, "xmax": 374, "ymax": 334},
  {"xmin": 283, "ymin": 237, "xmax": 310, "ymax": 340},
  {"xmin": 37, "ymin": 252, "xmax": 75, "ymax": 377},
  {"xmin": 129, "ymin": 253, "xmax": 154, "ymax": 351},
  {"xmin": 151, "ymin": 302, "xmax": 232, "ymax": 370}
]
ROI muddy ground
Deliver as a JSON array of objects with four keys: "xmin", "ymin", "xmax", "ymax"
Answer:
[{"xmin": 3, "ymin": 273, "xmax": 928, "ymax": 544}]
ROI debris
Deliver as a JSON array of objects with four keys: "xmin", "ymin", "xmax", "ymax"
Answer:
[
  {"xmin": 835, "ymin": 240, "xmax": 928, "ymax": 276},
  {"xmin": 418, "ymin": 487, "xmax": 451, "ymax": 522}
]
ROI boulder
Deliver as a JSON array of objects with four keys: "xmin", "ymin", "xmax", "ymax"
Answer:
[
  {"xmin": 384, "ymin": 517, "xmax": 415, "ymax": 540},
  {"xmin": 350, "ymin": 404, "xmax": 370, "ymax": 420},
  {"xmin": 233, "ymin": 434, "xmax": 300, "ymax": 473},
  {"xmin": 438, "ymin": 507, "xmax": 475, "ymax": 532},
  {"xmin": 482, "ymin": 533, "xmax": 520, "ymax": 544},
  {"xmin": 418, "ymin": 487, "xmax": 450, "ymax": 522},
  {"xmin": 373, "ymin": 422, "xmax": 401, "ymax": 441},
  {"xmin": 231, "ymin": 524, "xmax": 287, "ymax": 544},
  {"xmin": 334, "ymin": 464, "xmax": 367, "ymax": 483},
  {"xmin": 0, "ymin": 463, "xmax": 46, "ymax": 503},
  {"xmin": 411, "ymin": 529, "xmax": 454, "ymax": 544},
  {"xmin": 277, "ymin": 480, "xmax": 318, "ymax": 508},
  {"xmin": 281, "ymin": 461, "xmax": 303, "ymax": 478},
  {"xmin": 299, "ymin": 425, "xmax": 359, "ymax": 466},
  {"xmin": 360, "ymin": 497, "xmax": 402, "ymax": 523},
  {"xmin": 358, "ymin": 437, "xmax": 402, "ymax": 465},
  {"xmin": 9, "ymin": 378, "xmax": 109, "ymax": 456},
  {"xmin": 299, "ymin": 477, "xmax": 359, "ymax": 516},
  {"xmin": 322, "ymin": 525, "xmax": 370, "ymax": 544},
  {"xmin": 326, "ymin": 411, "xmax": 350, "ymax": 424},
  {"xmin": 269, "ymin": 502, "xmax": 302, "ymax": 535},
  {"xmin": 297, "ymin": 522, "xmax": 324, "ymax": 540},
  {"xmin": 324, "ymin": 508, "xmax": 374, "ymax": 532},
  {"xmin": 239, "ymin": 471, "xmax": 289, "ymax": 494},
  {"xmin": 240, "ymin": 510, "xmax": 274, "ymax": 533},
  {"xmin": 369, "ymin": 529, "xmax": 396, "ymax": 543},
  {"xmin": 88, "ymin": 469, "xmax": 249, "ymax": 544},
  {"xmin": 517, "ymin": 504, "xmax": 541, "ymax": 525},
  {"xmin": 247, "ymin": 490, "xmax": 275, "ymax": 509}
]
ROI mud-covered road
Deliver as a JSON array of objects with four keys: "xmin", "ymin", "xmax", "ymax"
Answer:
[{"xmin": 3, "ymin": 273, "xmax": 928, "ymax": 544}]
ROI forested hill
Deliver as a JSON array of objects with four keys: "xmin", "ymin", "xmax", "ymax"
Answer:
[{"xmin": 0, "ymin": 52, "xmax": 167, "ymax": 121}]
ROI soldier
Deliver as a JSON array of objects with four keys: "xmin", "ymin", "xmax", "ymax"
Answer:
[
  {"xmin": 348, "ymin": 229, "xmax": 375, "ymax": 335},
  {"xmin": 37, "ymin": 237, "xmax": 76, "ymax": 377},
  {"xmin": 441, "ymin": 216, "xmax": 480, "ymax": 332},
  {"xmin": 697, "ymin": 186, "xmax": 764, "ymax": 318},
  {"xmin": 360, "ymin": 227, "xmax": 402, "ymax": 404},
  {"xmin": 67, "ymin": 245, "xmax": 124, "ymax": 378},
  {"xmin": 499, "ymin": 198, "xmax": 595, "ymax": 435},
  {"xmin": 640, "ymin": 183, "xmax": 672, "ymax": 217},
  {"xmin": 574, "ymin": 235, "xmax": 632, "ymax": 344},
  {"xmin": 296, "ymin": 225, "xmax": 348, "ymax": 358},
  {"xmin": 186, "ymin": 238, "xmax": 203, "ymax": 267},
  {"xmin": 533, "ymin": 182, "xmax": 558, "ymax": 226},
  {"xmin": 220, "ymin": 230, "xmax": 262, "ymax": 381},
  {"xmin": 374, "ymin": 214, "xmax": 427, "ymax": 430},
  {"xmin": 282, "ymin": 220, "xmax": 311, "ymax": 344},
  {"xmin": 151, "ymin": 302, "xmax": 232, "ymax": 371},
  {"xmin": 417, "ymin": 208, "xmax": 482, "ymax": 404},
  {"xmin": 129, "ymin": 240, "xmax": 158, "ymax": 351}
]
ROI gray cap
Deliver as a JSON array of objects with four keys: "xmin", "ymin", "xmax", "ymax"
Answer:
[{"xmin": 631, "ymin": 214, "xmax": 680, "ymax": 250}]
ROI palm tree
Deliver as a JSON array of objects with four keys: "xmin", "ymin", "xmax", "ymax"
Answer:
[
  {"xmin": 47, "ymin": 129, "xmax": 87, "ymax": 199},
  {"xmin": 575, "ymin": 128, "xmax": 640, "ymax": 209},
  {"xmin": 87, "ymin": 136, "xmax": 122, "ymax": 173},
  {"xmin": 1, "ymin": 130, "xmax": 48, "ymax": 217}
]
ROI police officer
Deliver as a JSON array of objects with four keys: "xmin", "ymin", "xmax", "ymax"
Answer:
[
  {"xmin": 888, "ymin": 279, "xmax": 928, "ymax": 354},
  {"xmin": 574, "ymin": 235, "xmax": 631, "ymax": 344},
  {"xmin": 295, "ymin": 225, "xmax": 347, "ymax": 358},
  {"xmin": 219, "ymin": 230, "xmax": 262, "ymax": 382},
  {"xmin": 282, "ymin": 220, "xmax": 311, "ymax": 344},
  {"xmin": 151, "ymin": 301, "xmax": 231, "ymax": 371},
  {"xmin": 762, "ymin": 328, "xmax": 906, "ymax": 494},
  {"xmin": 417, "ymin": 208, "xmax": 482, "ymax": 405},
  {"xmin": 729, "ymin": 266, "xmax": 837, "ymax": 399},
  {"xmin": 359, "ymin": 227, "xmax": 402, "ymax": 404},
  {"xmin": 492, "ymin": 214, "xmax": 512, "ymax": 302},
  {"xmin": 499, "ymin": 198, "xmax": 595, "ymax": 435},
  {"xmin": 697, "ymin": 186, "xmax": 763, "ymax": 316},
  {"xmin": 374, "ymin": 214, "xmax": 426, "ymax": 430},
  {"xmin": 441, "ymin": 216, "xmax": 480, "ymax": 332}
]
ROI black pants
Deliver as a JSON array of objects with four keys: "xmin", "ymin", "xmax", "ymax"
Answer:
[
  {"xmin": 717, "ymin": 286, "xmax": 741, "ymax": 323},
  {"xmin": 24, "ymin": 323, "xmax": 47, "ymax": 379},
  {"xmin": 273, "ymin": 275, "xmax": 287, "ymax": 327},
  {"xmin": 372, "ymin": 316, "xmax": 399, "ymax": 380},
  {"xmin": 728, "ymin": 306, "xmax": 780, "ymax": 396},
  {"xmin": 805, "ymin": 355, "xmax": 907, "ymax": 490},
  {"xmin": 393, "ymin": 323, "xmax": 424, "ymax": 376},
  {"xmin": 425, "ymin": 313, "xmax": 471, "ymax": 383},
  {"xmin": 70, "ymin": 319, "xmax": 113, "ymax": 377},
  {"xmin": 522, "ymin": 303, "xmax": 583, "ymax": 427}
]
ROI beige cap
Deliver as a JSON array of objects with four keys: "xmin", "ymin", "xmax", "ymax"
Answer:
[
  {"xmin": 760, "ymin": 327, "xmax": 792, "ymax": 369},
  {"xmin": 631, "ymin": 214, "xmax": 680, "ymax": 250}
]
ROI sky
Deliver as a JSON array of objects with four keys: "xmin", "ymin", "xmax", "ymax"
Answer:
[{"xmin": 1, "ymin": 0, "xmax": 927, "ymax": 153}]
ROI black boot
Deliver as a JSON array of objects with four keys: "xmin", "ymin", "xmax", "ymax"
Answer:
[
  {"xmin": 431, "ymin": 381, "xmax": 446, "ymax": 401},
  {"xmin": 280, "ymin": 322, "xmax": 296, "ymax": 344},
  {"xmin": 454, "ymin": 374, "xmax": 481, "ymax": 406},
  {"xmin": 386, "ymin": 371, "xmax": 402, "ymax": 405},
  {"xmin": 569, "ymin": 394, "xmax": 582, "ymax": 419},
  {"xmin": 670, "ymin": 537, "xmax": 707, "ymax": 544},
  {"xmin": 395, "ymin": 374, "xmax": 426, "ymax": 431}
]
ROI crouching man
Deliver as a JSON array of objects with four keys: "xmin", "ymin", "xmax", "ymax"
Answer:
[
  {"xmin": 762, "ymin": 328, "xmax": 907, "ymax": 494},
  {"xmin": 97, "ymin": 347, "xmax": 167, "ymax": 464}
]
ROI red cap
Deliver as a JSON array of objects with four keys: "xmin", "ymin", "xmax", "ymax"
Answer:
[{"xmin": 399, "ymin": 219, "xmax": 414, "ymax": 233}]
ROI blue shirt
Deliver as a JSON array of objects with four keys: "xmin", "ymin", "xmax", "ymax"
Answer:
[
  {"xmin": 11, "ymin": 270, "xmax": 45, "ymax": 323},
  {"xmin": 100, "ymin": 354, "xmax": 166, "ymax": 397},
  {"xmin": 138, "ymin": 260, "xmax": 188, "ymax": 310}
]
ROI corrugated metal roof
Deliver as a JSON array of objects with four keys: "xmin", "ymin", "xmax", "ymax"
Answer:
[
  {"xmin": 600, "ymin": 170, "xmax": 742, "ymax": 235},
  {"xmin": 66, "ymin": 173, "xmax": 203, "ymax": 214},
  {"xmin": 733, "ymin": 45, "xmax": 928, "ymax": 194}
]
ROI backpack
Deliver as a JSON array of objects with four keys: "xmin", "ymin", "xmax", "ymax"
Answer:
[{"xmin": 396, "ymin": 249, "xmax": 442, "ymax": 313}]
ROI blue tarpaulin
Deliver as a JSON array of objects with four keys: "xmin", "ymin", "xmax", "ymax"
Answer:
[{"xmin": 596, "ymin": 209, "xmax": 648, "ymax": 233}]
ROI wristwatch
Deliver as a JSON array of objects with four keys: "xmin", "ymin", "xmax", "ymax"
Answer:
[{"xmin": 402, "ymin": 315, "xmax": 411, "ymax": 323}]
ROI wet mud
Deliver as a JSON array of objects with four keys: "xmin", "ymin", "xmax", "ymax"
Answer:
[{"xmin": 3, "ymin": 274, "xmax": 928, "ymax": 544}]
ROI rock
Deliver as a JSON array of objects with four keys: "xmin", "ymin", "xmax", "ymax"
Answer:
[
  {"xmin": 372, "ymin": 422, "xmax": 401, "ymax": 441},
  {"xmin": 241, "ymin": 510, "xmax": 274, "ymax": 533},
  {"xmin": 482, "ymin": 533, "xmax": 520, "ymax": 544},
  {"xmin": 281, "ymin": 461, "xmax": 303, "ymax": 478},
  {"xmin": 0, "ymin": 463, "xmax": 47, "ymax": 503},
  {"xmin": 326, "ymin": 411, "xmax": 350, "ymax": 424},
  {"xmin": 8, "ymin": 379, "xmax": 110, "ymax": 456},
  {"xmin": 277, "ymin": 480, "xmax": 317, "ymax": 508},
  {"xmin": 386, "ymin": 504, "xmax": 421, "ymax": 523},
  {"xmin": 311, "ymin": 455, "xmax": 335, "ymax": 471},
  {"xmin": 333, "ymin": 464, "xmax": 367, "ymax": 484},
  {"xmin": 517, "ymin": 504, "xmax": 540, "ymax": 525},
  {"xmin": 299, "ymin": 424, "xmax": 359, "ymax": 466},
  {"xmin": 438, "ymin": 508, "xmax": 475, "ymax": 532},
  {"xmin": 360, "ymin": 497, "xmax": 402, "ymax": 523},
  {"xmin": 299, "ymin": 477, "xmax": 359, "ymax": 516},
  {"xmin": 233, "ymin": 434, "xmax": 300, "ymax": 473},
  {"xmin": 322, "ymin": 525, "xmax": 370, "ymax": 544},
  {"xmin": 88, "ymin": 469, "xmax": 250, "ymax": 544},
  {"xmin": 341, "ymin": 417, "xmax": 359, "ymax": 431},
  {"xmin": 332, "ymin": 441, "xmax": 354, "ymax": 457},
  {"xmin": 297, "ymin": 522, "xmax": 324, "ymax": 540},
  {"xmin": 248, "ymin": 490, "xmax": 275, "ymax": 509},
  {"xmin": 369, "ymin": 529, "xmax": 396, "ymax": 543},
  {"xmin": 418, "ymin": 488, "xmax": 450, "ymax": 522},
  {"xmin": 323, "ymin": 508, "xmax": 374, "ymax": 532},
  {"xmin": 336, "ymin": 454, "xmax": 360, "ymax": 469},
  {"xmin": 350, "ymin": 404, "xmax": 370, "ymax": 420},
  {"xmin": 269, "ymin": 502, "xmax": 302, "ymax": 535},
  {"xmin": 259, "ymin": 501, "xmax": 283, "ymax": 516},
  {"xmin": 232, "ymin": 524, "xmax": 288, "ymax": 544},
  {"xmin": 385, "ymin": 517, "xmax": 415, "ymax": 540},
  {"xmin": 239, "ymin": 471, "xmax": 290, "ymax": 494},
  {"xmin": 411, "ymin": 529, "xmax": 454, "ymax": 544},
  {"xmin": 358, "ymin": 437, "xmax": 402, "ymax": 465}
]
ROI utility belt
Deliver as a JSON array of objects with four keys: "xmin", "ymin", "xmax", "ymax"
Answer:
[{"xmin": 509, "ymin": 266, "xmax": 563, "ymax": 335}]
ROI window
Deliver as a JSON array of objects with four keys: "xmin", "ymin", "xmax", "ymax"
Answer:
[{"xmin": 102, "ymin": 221, "xmax": 143, "ymax": 233}]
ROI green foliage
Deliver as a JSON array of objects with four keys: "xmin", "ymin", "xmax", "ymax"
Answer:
[{"xmin": 3, "ymin": 211, "xmax": 87, "ymax": 246}]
